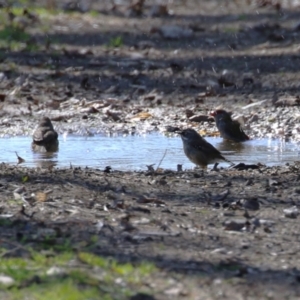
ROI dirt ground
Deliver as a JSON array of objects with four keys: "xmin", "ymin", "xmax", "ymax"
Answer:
[{"xmin": 1, "ymin": 0, "xmax": 300, "ymax": 299}]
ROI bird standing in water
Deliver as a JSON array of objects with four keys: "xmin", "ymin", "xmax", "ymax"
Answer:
[
  {"xmin": 32, "ymin": 117, "xmax": 59, "ymax": 152},
  {"xmin": 178, "ymin": 128, "xmax": 231, "ymax": 168},
  {"xmin": 210, "ymin": 109, "xmax": 250, "ymax": 142}
]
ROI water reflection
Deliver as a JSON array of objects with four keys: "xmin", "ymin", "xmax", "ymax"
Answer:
[
  {"xmin": 32, "ymin": 151, "xmax": 58, "ymax": 169},
  {"xmin": 216, "ymin": 139, "xmax": 247, "ymax": 154},
  {"xmin": 215, "ymin": 138, "xmax": 300, "ymax": 166}
]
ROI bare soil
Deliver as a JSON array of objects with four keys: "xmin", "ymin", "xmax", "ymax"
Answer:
[{"xmin": 1, "ymin": 0, "xmax": 300, "ymax": 299}]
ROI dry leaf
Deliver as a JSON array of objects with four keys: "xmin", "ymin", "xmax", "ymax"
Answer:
[
  {"xmin": 189, "ymin": 115, "xmax": 211, "ymax": 123},
  {"xmin": 80, "ymin": 106, "xmax": 99, "ymax": 114},
  {"xmin": 133, "ymin": 112, "xmax": 152, "ymax": 120},
  {"xmin": 137, "ymin": 197, "xmax": 165, "ymax": 205},
  {"xmin": 36, "ymin": 192, "xmax": 48, "ymax": 202},
  {"xmin": 275, "ymin": 96, "xmax": 300, "ymax": 106},
  {"xmin": 224, "ymin": 220, "xmax": 248, "ymax": 231},
  {"xmin": 210, "ymin": 131, "xmax": 221, "ymax": 137},
  {"xmin": 198, "ymin": 129, "xmax": 207, "ymax": 136}
]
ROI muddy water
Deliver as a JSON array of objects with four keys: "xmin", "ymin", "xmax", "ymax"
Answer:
[{"xmin": 2, "ymin": 134, "xmax": 300, "ymax": 170}]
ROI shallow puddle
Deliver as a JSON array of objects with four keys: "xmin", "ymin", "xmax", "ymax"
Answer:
[{"xmin": 2, "ymin": 134, "xmax": 300, "ymax": 170}]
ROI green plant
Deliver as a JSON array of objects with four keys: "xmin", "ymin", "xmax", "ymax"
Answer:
[
  {"xmin": 0, "ymin": 26, "xmax": 30, "ymax": 42},
  {"xmin": 0, "ymin": 250, "xmax": 156, "ymax": 299},
  {"xmin": 238, "ymin": 14, "xmax": 247, "ymax": 20},
  {"xmin": 0, "ymin": 25, "xmax": 31, "ymax": 51},
  {"xmin": 108, "ymin": 36, "xmax": 123, "ymax": 48},
  {"xmin": 89, "ymin": 10, "xmax": 99, "ymax": 17},
  {"xmin": 223, "ymin": 27, "xmax": 239, "ymax": 34}
]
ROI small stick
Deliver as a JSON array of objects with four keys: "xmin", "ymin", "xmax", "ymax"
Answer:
[
  {"xmin": 15, "ymin": 152, "xmax": 25, "ymax": 164},
  {"xmin": 156, "ymin": 149, "xmax": 168, "ymax": 172}
]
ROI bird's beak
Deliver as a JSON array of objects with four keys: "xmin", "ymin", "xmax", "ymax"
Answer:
[{"xmin": 210, "ymin": 111, "xmax": 216, "ymax": 117}]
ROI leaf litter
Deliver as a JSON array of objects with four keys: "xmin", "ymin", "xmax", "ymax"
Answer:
[{"xmin": 1, "ymin": 0, "xmax": 300, "ymax": 298}]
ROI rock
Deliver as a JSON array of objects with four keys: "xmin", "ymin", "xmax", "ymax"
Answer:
[
  {"xmin": 189, "ymin": 114, "xmax": 212, "ymax": 123},
  {"xmin": 0, "ymin": 275, "xmax": 14, "ymax": 286},
  {"xmin": 151, "ymin": 25, "xmax": 194, "ymax": 39},
  {"xmin": 283, "ymin": 206, "xmax": 299, "ymax": 219}
]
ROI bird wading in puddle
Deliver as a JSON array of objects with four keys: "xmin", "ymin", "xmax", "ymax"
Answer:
[
  {"xmin": 210, "ymin": 109, "xmax": 250, "ymax": 143},
  {"xmin": 32, "ymin": 117, "xmax": 59, "ymax": 152},
  {"xmin": 178, "ymin": 128, "xmax": 232, "ymax": 169}
]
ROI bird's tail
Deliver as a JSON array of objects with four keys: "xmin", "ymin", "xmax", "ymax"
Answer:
[{"xmin": 224, "ymin": 157, "xmax": 235, "ymax": 166}]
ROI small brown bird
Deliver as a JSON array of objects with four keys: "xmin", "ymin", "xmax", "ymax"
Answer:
[
  {"xmin": 210, "ymin": 109, "xmax": 250, "ymax": 142},
  {"xmin": 32, "ymin": 117, "xmax": 59, "ymax": 152},
  {"xmin": 179, "ymin": 128, "xmax": 231, "ymax": 168}
]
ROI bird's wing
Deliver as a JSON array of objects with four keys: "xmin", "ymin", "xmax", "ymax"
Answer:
[
  {"xmin": 190, "ymin": 139, "xmax": 223, "ymax": 158},
  {"xmin": 229, "ymin": 121, "xmax": 249, "ymax": 140},
  {"xmin": 33, "ymin": 128, "xmax": 46, "ymax": 142},
  {"xmin": 33, "ymin": 127, "xmax": 57, "ymax": 143},
  {"xmin": 186, "ymin": 138, "xmax": 232, "ymax": 167},
  {"xmin": 191, "ymin": 138, "xmax": 233, "ymax": 164},
  {"xmin": 42, "ymin": 130, "xmax": 58, "ymax": 143},
  {"xmin": 217, "ymin": 119, "xmax": 249, "ymax": 141}
]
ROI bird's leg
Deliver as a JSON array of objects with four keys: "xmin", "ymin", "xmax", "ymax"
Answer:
[
  {"xmin": 177, "ymin": 164, "xmax": 183, "ymax": 172},
  {"xmin": 200, "ymin": 165, "xmax": 207, "ymax": 177},
  {"xmin": 213, "ymin": 163, "xmax": 219, "ymax": 171}
]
